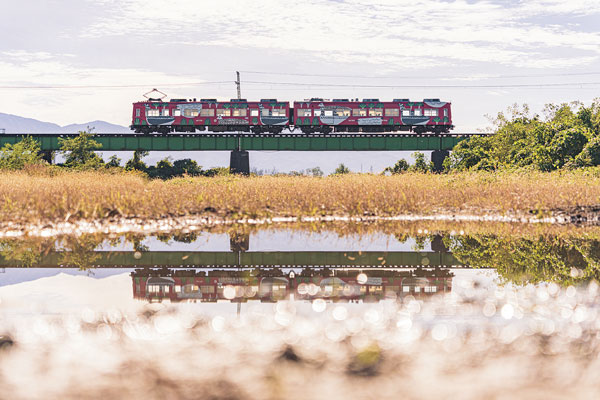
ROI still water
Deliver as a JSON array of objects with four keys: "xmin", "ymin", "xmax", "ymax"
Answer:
[{"xmin": 1, "ymin": 227, "xmax": 600, "ymax": 399}]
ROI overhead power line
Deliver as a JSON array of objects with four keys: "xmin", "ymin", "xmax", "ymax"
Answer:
[
  {"xmin": 1, "ymin": 79, "xmax": 599, "ymax": 90},
  {"xmin": 0, "ymin": 81, "xmax": 231, "ymax": 89},
  {"xmin": 243, "ymin": 80, "xmax": 600, "ymax": 88},
  {"xmin": 239, "ymin": 70, "xmax": 600, "ymax": 80}
]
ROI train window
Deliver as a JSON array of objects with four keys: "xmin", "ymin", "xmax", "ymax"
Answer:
[
  {"xmin": 324, "ymin": 110, "xmax": 333, "ymax": 117},
  {"xmin": 173, "ymin": 109, "xmax": 181, "ymax": 117},
  {"xmin": 233, "ymin": 109, "xmax": 246, "ymax": 116},
  {"xmin": 261, "ymin": 108, "xmax": 270, "ymax": 116},
  {"xmin": 353, "ymin": 109, "xmax": 367, "ymax": 116},
  {"xmin": 369, "ymin": 109, "xmax": 382, "ymax": 116},
  {"xmin": 413, "ymin": 109, "xmax": 422, "ymax": 116},
  {"xmin": 200, "ymin": 109, "xmax": 214, "ymax": 117},
  {"xmin": 250, "ymin": 109, "xmax": 259, "ymax": 116},
  {"xmin": 297, "ymin": 109, "xmax": 311, "ymax": 117},
  {"xmin": 201, "ymin": 285, "xmax": 215, "ymax": 294},
  {"xmin": 147, "ymin": 109, "xmax": 159, "ymax": 116},
  {"xmin": 334, "ymin": 108, "xmax": 350, "ymax": 117},
  {"xmin": 424, "ymin": 109, "xmax": 437, "ymax": 116},
  {"xmin": 162, "ymin": 109, "xmax": 170, "ymax": 116},
  {"xmin": 135, "ymin": 108, "xmax": 140, "ymax": 117},
  {"xmin": 184, "ymin": 109, "xmax": 199, "ymax": 117},
  {"xmin": 402, "ymin": 109, "xmax": 411, "ymax": 116},
  {"xmin": 272, "ymin": 108, "xmax": 287, "ymax": 116},
  {"xmin": 444, "ymin": 109, "xmax": 448, "ymax": 117},
  {"xmin": 403, "ymin": 286, "xmax": 410, "ymax": 292},
  {"xmin": 217, "ymin": 109, "xmax": 231, "ymax": 117},
  {"xmin": 385, "ymin": 109, "xmax": 399, "ymax": 116}
]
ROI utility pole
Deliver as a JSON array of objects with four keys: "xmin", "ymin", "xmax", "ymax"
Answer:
[{"xmin": 235, "ymin": 71, "xmax": 241, "ymax": 100}]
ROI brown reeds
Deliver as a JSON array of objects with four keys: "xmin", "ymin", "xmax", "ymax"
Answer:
[{"xmin": 1, "ymin": 168, "xmax": 600, "ymax": 225}]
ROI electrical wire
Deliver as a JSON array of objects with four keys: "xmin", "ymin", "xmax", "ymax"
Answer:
[
  {"xmin": 242, "ymin": 80, "xmax": 600, "ymax": 88},
  {"xmin": 0, "ymin": 81, "xmax": 232, "ymax": 89},
  {"xmin": 2, "ymin": 77, "xmax": 600, "ymax": 90},
  {"xmin": 239, "ymin": 70, "xmax": 600, "ymax": 80}
]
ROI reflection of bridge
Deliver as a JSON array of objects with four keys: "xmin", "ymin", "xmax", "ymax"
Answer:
[{"xmin": 0, "ymin": 250, "xmax": 461, "ymax": 268}]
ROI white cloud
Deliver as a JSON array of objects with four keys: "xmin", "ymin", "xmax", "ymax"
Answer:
[
  {"xmin": 0, "ymin": 56, "xmax": 198, "ymax": 87},
  {"xmin": 0, "ymin": 56, "xmax": 205, "ymax": 125},
  {"xmin": 79, "ymin": 0, "xmax": 600, "ymax": 69},
  {"xmin": 2, "ymin": 0, "xmax": 600, "ymax": 131}
]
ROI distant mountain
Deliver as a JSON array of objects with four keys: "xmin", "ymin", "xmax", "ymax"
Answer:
[
  {"xmin": 60, "ymin": 120, "xmax": 131, "ymax": 134},
  {"xmin": 0, "ymin": 113, "xmax": 131, "ymax": 134}
]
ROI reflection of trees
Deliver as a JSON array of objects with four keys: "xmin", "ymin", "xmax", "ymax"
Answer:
[
  {"xmin": 412, "ymin": 235, "xmax": 427, "ymax": 251},
  {"xmin": 139, "ymin": 231, "xmax": 199, "ymax": 246},
  {"xmin": 393, "ymin": 232, "xmax": 410, "ymax": 244},
  {"xmin": 172, "ymin": 232, "xmax": 199, "ymax": 243},
  {"xmin": 0, "ymin": 236, "xmax": 105, "ymax": 269},
  {"xmin": 57, "ymin": 236, "xmax": 102, "ymax": 270},
  {"xmin": 0, "ymin": 239, "xmax": 51, "ymax": 267},
  {"xmin": 446, "ymin": 235, "xmax": 600, "ymax": 285}
]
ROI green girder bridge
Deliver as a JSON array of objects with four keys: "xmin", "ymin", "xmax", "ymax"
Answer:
[{"xmin": 0, "ymin": 133, "xmax": 483, "ymax": 173}]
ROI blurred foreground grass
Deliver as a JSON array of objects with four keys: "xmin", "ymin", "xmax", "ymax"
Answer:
[
  {"xmin": 1, "ymin": 278, "xmax": 600, "ymax": 399},
  {"xmin": 2, "ymin": 168, "xmax": 600, "ymax": 224}
]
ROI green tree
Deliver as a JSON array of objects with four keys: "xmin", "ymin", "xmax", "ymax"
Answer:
[
  {"xmin": 59, "ymin": 130, "xmax": 104, "ymax": 169},
  {"xmin": 125, "ymin": 150, "xmax": 148, "ymax": 171},
  {"xmin": 309, "ymin": 166, "xmax": 324, "ymax": 177},
  {"xmin": 443, "ymin": 135, "xmax": 495, "ymax": 171},
  {"xmin": 334, "ymin": 163, "xmax": 350, "ymax": 174},
  {"xmin": 410, "ymin": 152, "xmax": 433, "ymax": 173},
  {"xmin": 0, "ymin": 136, "xmax": 43, "ymax": 169},
  {"xmin": 146, "ymin": 157, "xmax": 174, "ymax": 179},
  {"xmin": 571, "ymin": 136, "xmax": 600, "ymax": 167},
  {"xmin": 445, "ymin": 100, "xmax": 600, "ymax": 172},
  {"xmin": 203, "ymin": 167, "xmax": 230, "ymax": 177},
  {"xmin": 173, "ymin": 158, "xmax": 202, "ymax": 176},
  {"xmin": 577, "ymin": 98, "xmax": 600, "ymax": 134},
  {"xmin": 105, "ymin": 155, "xmax": 122, "ymax": 168},
  {"xmin": 384, "ymin": 159, "xmax": 409, "ymax": 174}
]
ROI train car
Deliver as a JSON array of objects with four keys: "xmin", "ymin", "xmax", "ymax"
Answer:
[
  {"xmin": 293, "ymin": 98, "xmax": 453, "ymax": 134},
  {"xmin": 131, "ymin": 98, "xmax": 290, "ymax": 135}
]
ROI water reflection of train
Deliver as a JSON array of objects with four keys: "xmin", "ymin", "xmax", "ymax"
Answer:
[{"xmin": 131, "ymin": 267, "xmax": 454, "ymax": 303}]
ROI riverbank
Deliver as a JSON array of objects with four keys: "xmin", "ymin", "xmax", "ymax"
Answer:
[{"xmin": 2, "ymin": 169, "xmax": 600, "ymax": 230}]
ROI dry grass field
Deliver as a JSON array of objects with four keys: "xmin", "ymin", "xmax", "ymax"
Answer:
[{"xmin": 1, "ymin": 168, "xmax": 600, "ymax": 225}]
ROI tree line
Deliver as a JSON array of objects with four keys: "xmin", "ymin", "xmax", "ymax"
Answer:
[
  {"xmin": 0, "ymin": 131, "xmax": 227, "ymax": 179},
  {"xmin": 444, "ymin": 99, "xmax": 600, "ymax": 171}
]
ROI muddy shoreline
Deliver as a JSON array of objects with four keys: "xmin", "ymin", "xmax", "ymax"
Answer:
[{"xmin": 2, "ymin": 206, "xmax": 600, "ymax": 239}]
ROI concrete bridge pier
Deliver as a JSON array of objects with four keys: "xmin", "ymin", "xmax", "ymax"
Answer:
[
  {"xmin": 431, "ymin": 150, "xmax": 449, "ymax": 172},
  {"xmin": 230, "ymin": 150, "xmax": 250, "ymax": 175},
  {"xmin": 40, "ymin": 151, "xmax": 53, "ymax": 164}
]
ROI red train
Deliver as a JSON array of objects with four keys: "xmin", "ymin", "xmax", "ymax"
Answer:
[{"xmin": 131, "ymin": 97, "xmax": 453, "ymax": 135}]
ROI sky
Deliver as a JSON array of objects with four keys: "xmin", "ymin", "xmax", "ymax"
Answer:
[{"xmin": 1, "ymin": 0, "xmax": 600, "ymax": 170}]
